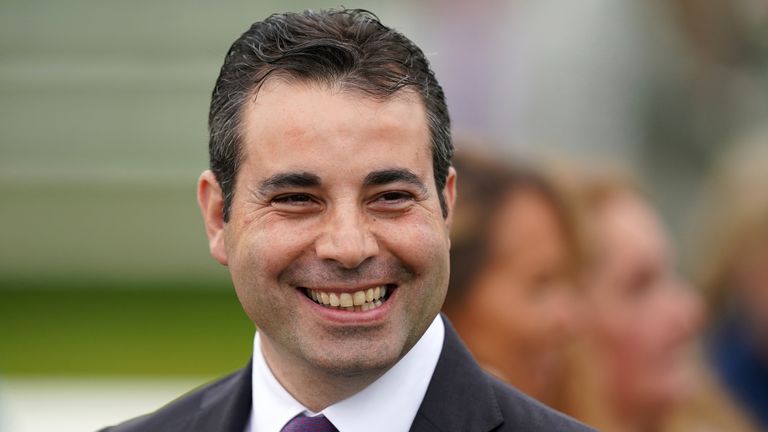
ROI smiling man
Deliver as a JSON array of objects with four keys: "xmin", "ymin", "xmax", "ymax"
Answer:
[{"xmin": 102, "ymin": 9, "xmax": 593, "ymax": 432}]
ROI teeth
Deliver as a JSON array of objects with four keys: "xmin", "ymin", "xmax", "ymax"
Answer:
[
  {"xmin": 353, "ymin": 291, "xmax": 366, "ymax": 306},
  {"xmin": 339, "ymin": 293, "xmax": 353, "ymax": 307},
  {"xmin": 306, "ymin": 285, "xmax": 391, "ymax": 312}
]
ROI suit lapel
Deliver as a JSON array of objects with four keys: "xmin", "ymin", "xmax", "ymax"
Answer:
[
  {"xmin": 410, "ymin": 316, "xmax": 504, "ymax": 432},
  {"xmin": 182, "ymin": 317, "xmax": 503, "ymax": 432},
  {"xmin": 190, "ymin": 361, "xmax": 253, "ymax": 432}
]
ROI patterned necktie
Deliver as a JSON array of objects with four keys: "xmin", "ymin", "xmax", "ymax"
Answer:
[{"xmin": 281, "ymin": 414, "xmax": 339, "ymax": 432}]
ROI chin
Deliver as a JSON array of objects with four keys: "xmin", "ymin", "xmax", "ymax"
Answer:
[
  {"xmin": 302, "ymin": 331, "xmax": 406, "ymax": 376},
  {"xmin": 309, "ymin": 349, "xmax": 400, "ymax": 378},
  {"xmin": 633, "ymin": 376, "xmax": 693, "ymax": 416}
]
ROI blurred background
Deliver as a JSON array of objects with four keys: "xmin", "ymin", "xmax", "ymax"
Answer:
[{"xmin": 1, "ymin": 0, "xmax": 766, "ymax": 430}]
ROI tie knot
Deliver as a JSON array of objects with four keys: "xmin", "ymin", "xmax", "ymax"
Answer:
[{"xmin": 281, "ymin": 414, "xmax": 339, "ymax": 432}]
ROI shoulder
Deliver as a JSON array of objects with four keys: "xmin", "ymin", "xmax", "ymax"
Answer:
[
  {"xmin": 486, "ymin": 374, "xmax": 595, "ymax": 431},
  {"xmin": 98, "ymin": 367, "xmax": 248, "ymax": 432},
  {"xmin": 415, "ymin": 316, "xmax": 596, "ymax": 431},
  {"xmin": 97, "ymin": 383, "xmax": 206, "ymax": 432}
]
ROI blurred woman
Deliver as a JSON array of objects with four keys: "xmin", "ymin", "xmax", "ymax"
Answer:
[
  {"xmin": 567, "ymin": 172, "xmax": 755, "ymax": 432},
  {"xmin": 443, "ymin": 150, "xmax": 581, "ymax": 409},
  {"xmin": 691, "ymin": 140, "xmax": 768, "ymax": 428}
]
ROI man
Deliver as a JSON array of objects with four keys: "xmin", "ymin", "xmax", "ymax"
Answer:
[{"xmin": 102, "ymin": 9, "xmax": 594, "ymax": 432}]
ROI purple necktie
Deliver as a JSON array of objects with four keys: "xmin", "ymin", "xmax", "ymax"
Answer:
[{"xmin": 281, "ymin": 414, "xmax": 339, "ymax": 432}]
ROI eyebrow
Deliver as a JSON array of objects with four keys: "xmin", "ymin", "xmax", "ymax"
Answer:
[
  {"xmin": 257, "ymin": 171, "xmax": 321, "ymax": 196},
  {"xmin": 254, "ymin": 168, "xmax": 429, "ymax": 197},
  {"xmin": 364, "ymin": 169, "xmax": 428, "ymax": 195}
]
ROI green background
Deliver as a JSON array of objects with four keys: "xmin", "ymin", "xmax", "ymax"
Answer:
[
  {"xmin": 3, "ymin": 0, "xmax": 766, "ymax": 378},
  {"xmin": 0, "ymin": 0, "xmax": 398, "ymax": 377}
]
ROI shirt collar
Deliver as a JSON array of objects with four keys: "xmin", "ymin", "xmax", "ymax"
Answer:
[
  {"xmin": 249, "ymin": 331, "xmax": 312, "ymax": 432},
  {"xmin": 249, "ymin": 315, "xmax": 445, "ymax": 432}
]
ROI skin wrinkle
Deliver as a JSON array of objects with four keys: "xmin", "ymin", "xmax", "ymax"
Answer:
[
  {"xmin": 280, "ymin": 255, "xmax": 416, "ymax": 292},
  {"xmin": 208, "ymin": 10, "xmax": 452, "ymax": 222}
]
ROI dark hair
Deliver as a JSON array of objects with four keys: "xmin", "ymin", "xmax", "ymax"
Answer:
[
  {"xmin": 444, "ymin": 150, "xmax": 581, "ymax": 310},
  {"xmin": 208, "ymin": 8, "xmax": 452, "ymax": 221}
]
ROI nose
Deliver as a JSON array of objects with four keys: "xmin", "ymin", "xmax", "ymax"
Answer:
[
  {"xmin": 314, "ymin": 204, "xmax": 379, "ymax": 269},
  {"xmin": 551, "ymin": 285, "xmax": 579, "ymax": 338},
  {"xmin": 665, "ymin": 278, "xmax": 705, "ymax": 342}
]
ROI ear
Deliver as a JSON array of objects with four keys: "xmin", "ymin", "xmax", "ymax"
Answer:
[
  {"xmin": 442, "ymin": 166, "xmax": 457, "ymax": 230},
  {"xmin": 197, "ymin": 170, "xmax": 229, "ymax": 266}
]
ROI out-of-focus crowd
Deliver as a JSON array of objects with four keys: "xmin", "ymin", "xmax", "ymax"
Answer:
[{"xmin": 444, "ymin": 138, "xmax": 768, "ymax": 432}]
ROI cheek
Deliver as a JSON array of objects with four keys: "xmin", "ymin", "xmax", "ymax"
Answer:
[
  {"xmin": 604, "ymin": 307, "xmax": 652, "ymax": 358},
  {"xmin": 598, "ymin": 300, "xmax": 678, "ymax": 390},
  {"xmin": 225, "ymin": 224, "xmax": 312, "ymax": 318},
  {"xmin": 383, "ymin": 218, "xmax": 451, "ymax": 318},
  {"xmin": 230, "ymin": 219, "xmax": 315, "ymax": 275},
  {"xmin": 379, "ymin": 215, "xmax": 450, "ymax": 271}
]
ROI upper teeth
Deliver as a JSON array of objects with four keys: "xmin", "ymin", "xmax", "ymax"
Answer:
[{"xmin": 307, "ymin": 286, "xmax": 388, "ymax": 311}]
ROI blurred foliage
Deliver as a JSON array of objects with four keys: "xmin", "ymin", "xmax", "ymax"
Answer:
[
  {"xmin": 0, "ymin": 0, "xmax": 400, "ymax": 377},
  {"xmin": 0, "ymin": 282, "xmax": 253, "ymax": 376},
  {"xmin": 2, "ymin": 0, "xmax": 766, "ymax": 377}
]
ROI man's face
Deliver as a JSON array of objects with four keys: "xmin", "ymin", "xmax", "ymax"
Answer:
[{"xmin": 199, "ymin": 80, "xmax": 455, "ymax": 377}]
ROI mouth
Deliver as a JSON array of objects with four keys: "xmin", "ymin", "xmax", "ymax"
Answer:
[{"xmin": 302, "ymin": 284, "xmax": 395, "ymax": 312}]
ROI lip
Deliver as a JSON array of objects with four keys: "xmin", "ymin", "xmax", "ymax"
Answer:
[{"xmin": 297, "ymin": 284, "xmax": 397, "ymax": 324}]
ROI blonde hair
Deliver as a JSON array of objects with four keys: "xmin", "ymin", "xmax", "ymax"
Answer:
[
  {"xmin": 555, "ymin": 166, "xmax": 644, "ymax": 430},
  {"xmin": 689, "ymin": 136, "xmax": 768, "ymax": 318},
  {"xmin": 559, "ymin": 163, "xmax": 758, "ymax": 432}
]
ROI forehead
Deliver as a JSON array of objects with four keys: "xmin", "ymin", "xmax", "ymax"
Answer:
[
  {"xmin": 239, "ymin": 80, "xmax": 432, "ymax": 182},
  {"xmin": 596, "ymin": 193, "xmax": 669, "ymax": 266},
  {"xmin": 491, "ymin": 189, "xmax": 564, "ymax": 250}
]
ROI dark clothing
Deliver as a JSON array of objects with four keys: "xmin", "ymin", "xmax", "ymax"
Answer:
[
  {"xmin": 101, "ymin": 316, "xmax": 595, "ymax": 432},
  {"xmin": 710, "ymin": 319, "xmax": 768, "ymax": 427}
]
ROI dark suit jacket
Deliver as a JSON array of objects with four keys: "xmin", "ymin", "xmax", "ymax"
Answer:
[{"xmin": 101, "ymin": 316, "xmax": 596, "ymax": 431}]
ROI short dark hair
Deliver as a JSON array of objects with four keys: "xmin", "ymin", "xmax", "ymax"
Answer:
[{"xmin": 208, "ymin": 8, "xmax": 452, "ymax": 221}]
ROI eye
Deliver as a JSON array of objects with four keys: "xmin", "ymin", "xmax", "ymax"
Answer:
[
  {"xmin": 369, "ymin": 191, "xmax": 415, "ymax": 211},
  {"xmin": 273, "ymin": 193, "xmax": 312, "ymax": 203},
  {"xmin": 379, "ymin": 191, "xmax": 412, "ymax": 202},
  {"xmin": 271, "ymin": 193, "xmax": 321, "ymax": 212}
]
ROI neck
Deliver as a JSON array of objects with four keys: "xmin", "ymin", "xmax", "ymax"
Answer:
[
  {"xmin": 260, "ymin": 334, "xmax": 384, "ymax": 412},
  {"xmin": 608, "ymin": 392, "xmax": 666, "ymax": 432}
]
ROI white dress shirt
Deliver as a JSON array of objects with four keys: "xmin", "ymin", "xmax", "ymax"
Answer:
[{"xmin": 246, "ymin": 315, "xmax": 445, "ymax": 432}]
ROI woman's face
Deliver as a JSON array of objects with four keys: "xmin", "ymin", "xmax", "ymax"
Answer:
[
  {"xmin": 466, "ymin": 188, "xmax": 578, "ymax": 400},
  {"xmin": 587, "ymin": 192, "xmax": 703, "ymax": 417}
]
